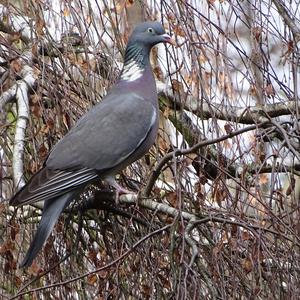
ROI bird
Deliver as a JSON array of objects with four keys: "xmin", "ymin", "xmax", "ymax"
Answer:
[{"xmin": 10, "ymin": 21, "xmax": 174, "ymax": 268}]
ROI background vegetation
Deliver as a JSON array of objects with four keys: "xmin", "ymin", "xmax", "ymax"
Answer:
[{"xmin": 0, "ymin": 0, "xmax": 300, "ymax": 298}]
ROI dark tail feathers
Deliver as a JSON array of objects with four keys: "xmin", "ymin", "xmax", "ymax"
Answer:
[{"xmin": 20, "ymin": 192, "xmax": 75, "ymax": 268}]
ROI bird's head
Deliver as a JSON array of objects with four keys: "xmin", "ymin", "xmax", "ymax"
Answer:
[{"xmin": 127, "ymin": 21, "xmax": 175, "ymax": 49}]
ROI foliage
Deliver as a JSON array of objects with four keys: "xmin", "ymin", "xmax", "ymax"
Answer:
[{"xmin": 0, "ymin": 0, "xmax": 300, "ymax": 298}]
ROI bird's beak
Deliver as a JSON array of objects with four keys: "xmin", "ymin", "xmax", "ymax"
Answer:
[{"xmin": 162, "ymin": 33, "xmax": 176, "ymax": 46}]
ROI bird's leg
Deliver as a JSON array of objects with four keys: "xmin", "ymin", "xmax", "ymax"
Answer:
[{"xmin": 105, "ymin": 176, "xmax": 134, "ymax": 204}]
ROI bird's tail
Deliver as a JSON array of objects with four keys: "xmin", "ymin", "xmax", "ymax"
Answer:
[{"xmin": 20, "ymin": 191, "xmax": 76, "ymax": 268}]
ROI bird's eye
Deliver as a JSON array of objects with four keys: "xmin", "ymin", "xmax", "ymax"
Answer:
[{"xmin": 147, "ymin": 27, "xmax": 154, "ymax": 34}]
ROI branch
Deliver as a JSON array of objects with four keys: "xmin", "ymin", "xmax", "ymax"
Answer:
[
  {"xmin": 12, "ymin": 224, "xmax": 171, "ymax": 299},
  {"xmin": 272, "ymin": 0, "xmax": 300, "ymax": 43},
  {"xmin": 0, "ymin": 4, "xmax": 32, "ymax": 43},
  {"xmin": 12, "ymin": 59, "xmax": 36, "ymax": 190},
  {"xmin": 157, "ymin": 82, "xmax": 298, "ymax": 124},
  {"xmin": 144, "ymin": 122, "xmax": 269, "ymax": 196},
  {"xmin": 0, "ymin": 84, "xmax": 18, "ymax": 109}
]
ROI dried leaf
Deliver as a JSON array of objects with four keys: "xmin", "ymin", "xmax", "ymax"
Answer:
[
  {"xmin": 126, "ymin": 0, "xmax": 135, "ymax": 5},
  {"xmin": 249, "ymin": 85, "xmax": 258, "ymax": 97},
  {"xmin": 259, "ymin": 174, "xmax": 268, "ymax": 185},
  {"xmin": 229, "ymin": 237, "xmax": 238, "ymax": 251},
  {"xmin": 241, "ymin": 231, "xmax": 251, "ymax": 241},
  {"xmin": 242, "ymin": 257, "xmax": 253, "ymax": 273},
  {"xmin": 63, "ymin": 7, "xmax": 70, "ymax": 17},
  {"xmin": 172, "ymin": 24, "xmax": 185, "ymax": 37},
  {"xmin": 31, "ymin": 103, "xmax": 42, "ymax": 118},
  {"xmin": 166, "ymin": 192, "xmax": 178, "ymax": 208},
  {"xmin": 87, "ymin": 274, "xmax": 98, "ymax": 285},
  {"xmin": 28, "ymin": 261, "xmax": 42, "ymax": 276},
  {"xmin": 0, "ymin": 240, "xmax": 15, "ymax": 254},
  {"xmin": 286, "ymin": 177, "xmax": 295, "ymax": 196},
  {"xmin": 264, "ymin": 83, "xmax": 275, "ymax": 98},
  {"xmin": 39, "ymin": 144, "xmax": 48, "ymax": 160},
  {"xmin": 153, "ymin": 66, "xmax": 164, "ymax": 81},
  {"xmin": 252, "ymin": 26, "xmax": 263, "ymax": 42},
  {"xmin": 98, "ymin": 270, "xmax": 109, "ymax": 279},
  {"xmin": 36, "ymin": 15, "xmax": 45, "ymax": 37},
  {"xmin": 9, "ymin": 32, "xmax": 21, "ymax": 43},
  {"xmin": 0, "ymin": 203, "xmax": 6, "ymax": 214},
  {"xmin": 224, "ymin": 123, "xmax": 233, "ymax": 134},
  {"xmin": 213, "ymin": 181, "xmax": 227, "ymax": 206},
  {"xmin": 141, "ymin": 284, "xmax": 151, "ymax": 297},
  {"xmin": 167, "ymin": 13, "xmax": 176, "ymax": 23},
  {"xmin": 14, "ymin": 275, "xmax": 22, "ymax": 288},
  {"xmin": 10, "ymin": 59, "xmax": 23, "ymax": 74},
  {"xmin": 10, "ymin": 222, "xmax": 19, "ymax": 240},
  {"xmin": 171, "ymin": 79, "xmax": 183, "ymax": 93},
  {"xmin": 199, "ymin": 54, "xmax": 207, "ymax": 64}
]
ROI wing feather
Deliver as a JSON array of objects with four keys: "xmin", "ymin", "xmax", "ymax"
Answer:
[{"xmin": 10, "ymin": 168, "xmax": 97, "ymax": 206}]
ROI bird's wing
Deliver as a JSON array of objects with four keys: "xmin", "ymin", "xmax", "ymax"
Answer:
[
  {"xmin": 10, "ymin": 92, "xmax": 157, "ymax": 206},
  {"xmin": 46, "ymin": 92, "xmax": 158, "ymax": 171},
  {"xmin": 10, "ymin": 167, "xmax": 97, "ymax": 206}
]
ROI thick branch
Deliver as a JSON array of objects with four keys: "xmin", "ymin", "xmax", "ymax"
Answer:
[
  {"xmin": 0, "ymin": 4, "xmax": 32, "ymax": 43},
  {"xmin": 157, "ymin": 82, "xmax": 298, "ymax": 124},
  {"xmin": 12, "ymin": 61, "xmax": 36, "ymax": 189},
  {"xmin": 272, "ymin": 0, "xmax": 300, "ymax": 43}
]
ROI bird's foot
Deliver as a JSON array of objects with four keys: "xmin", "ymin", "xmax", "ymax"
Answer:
[{"xmin": 105, "ymin": 176, "xmax": 134, "ymax": 205}]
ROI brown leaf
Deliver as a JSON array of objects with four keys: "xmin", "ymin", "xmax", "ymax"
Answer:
[
  {"xmin": 39, "ymin": 144, "xmax": 48, "ymax": 160},
  {"xmin": 212, "ymin": 240, "xmax": 224, "ymax": 257},
  {"xmin": 31, "ymin": 103, "xmax": 42, "ymax": 118},
  {"xmin": 224, "ymin": 123, "xmax": 233, "ymax": 134},
  {"xmin": 166, "ymin": 192, "xmax": 178, "ymax": 208},
  {"xmin": 167, "ymin": 13, "xmax": 176, "ymax": 23},
  {"xmin": 252, "ymin": 26, "xmax": 263, "ymax": 42},
  {"xmin": 198, "ymin": 54, "xmax": 207, "ymax": 64},
  {"xmin": 249, "ymin": 85, "xmax": 258, "ymax": 97},
  {"xmin": 88, "ymin": 248, "xmax": 98, "ymax": 264},
  {"xmin": 31, "ymin": 93, "xmax": 40, "ymax": 104},
  {"xmin": 242, "ymin": 257, "xmax": 253, "ymax": 273},
  {"xmin": 111, "ymin": 2, "xmax": 125, "ymax": 14},
  {"xmin": 10, "ymin": 222, "xmax": 19, "ymax": 240},
  {"xmin": 63, "ymin": 7, "xmax": 70, "ymax": 17},
  {"xmin": 264, "ymin": 83, "xmax": 275, "ymax": 98},
  {"xmin": 14, "ymin": 275, "xmax": 23, "ymax": 288},
  {"xmin": 141, "ymin": 284, "xmax": 151, "ymax": 297},
  {"xmin": 87, "ymin": 274, "xmax": 98, "ymax": 285},
  {"xmin": 153, "ymin": 66, "xmax": 164, "ymax": 81},
  {"xmin": 172, "ymin": 24, "xmax": 185, "ymax": 37},
  {"xmin": 241, "ymin": 231, "xmax": 251, "ymax": 241},
  {"xmin": 0, "ymin": 203, "xmax": 6, "ymax": 214},
  {"xmin": 98, "ymin": 270, "xmax": 109, "ymax": 279},
  {"xmin": 171, "ymin": 79, "xmax": 183, "ymax": 93},
  {"xmin": 228, "ymin": 237, "xmax": 238, "ymax": 251},
  {"xmin": 213, "ymin": 181, "xmax": 227, "ymax": 207},
  {"xmin": 10, "ymin": 59, "xmax": 23, "ymax": 74},
  {"xmin": 28, "ymin": 261, "xmax": 42, "ymax": 276},
  {"xmin": 0, "ymin": 240, "xmax": 15, "ymax": 255},
  {"xmin": 286, "ymin": 176, "xmax": 295, "ymax": 196},
  {"xmin": 259, "ymin": 174, "xmax": 268, "ymax": 185},
  {"xmin": 36, "ymin": 14, "xmax": 45, "ymax": 37}
]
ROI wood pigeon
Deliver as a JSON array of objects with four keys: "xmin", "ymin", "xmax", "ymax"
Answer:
[{"xmin": 10, "ymin": 21, "xmax": 174, "ymax": 268}]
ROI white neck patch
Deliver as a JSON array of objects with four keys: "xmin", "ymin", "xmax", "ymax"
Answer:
[{"xmin": 120, "ymin": 60, "xmax": 143, "ymax": 82}]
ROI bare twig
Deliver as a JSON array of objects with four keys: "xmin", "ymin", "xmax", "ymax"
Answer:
[
  {"xmin": 11, "ymin": 224, "xmax": 171, "ymax": 299},
  {"xmin": 144, "ymin": 122, "xmax": 269, "ymax": 196}
]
